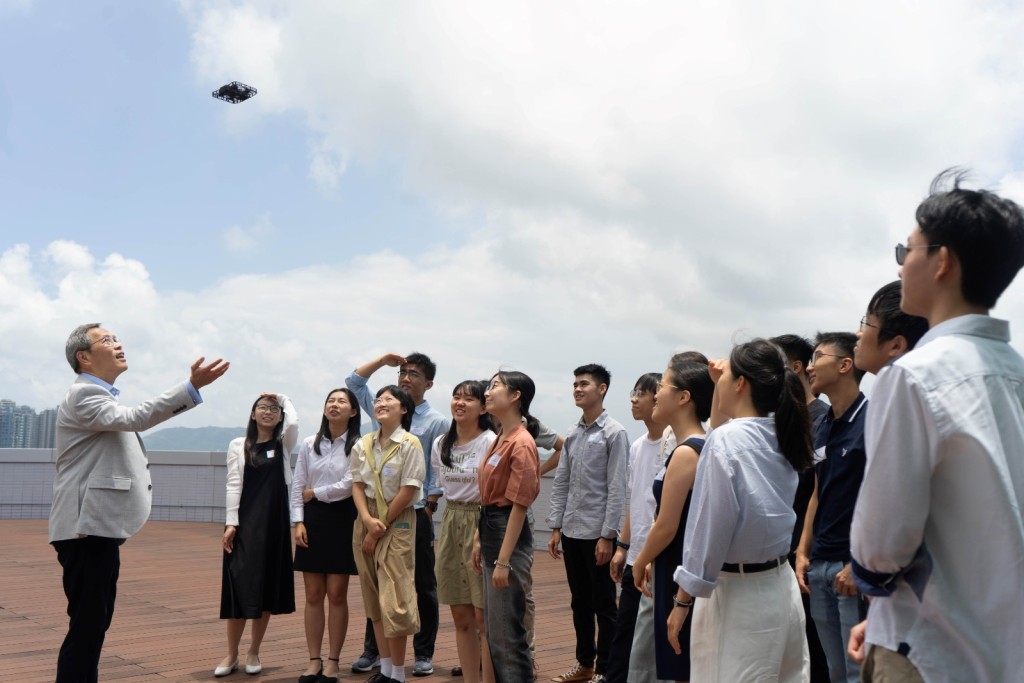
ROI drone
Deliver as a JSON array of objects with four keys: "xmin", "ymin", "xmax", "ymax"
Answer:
[{"xmin": 212, "ymin": 81, "xmax": 257, "ymax": 104}]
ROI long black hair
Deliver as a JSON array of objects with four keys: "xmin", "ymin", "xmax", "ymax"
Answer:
[
  {"xmin": 313, "ymin": 387, "xmax": 361, "ymax": 456},
  {"xmin": 440, "ymin": 380, "xmax": 490, "ymax": 468},
  {"xmin": 244, "ymin": 395, "xmax": 286, "ymax": 466},
  {"xmin": 491, "ymin": 370, "xmax": 540, "ymax": 439},
  {"xmin": 729, "ymin": 339, "xmax": 813, "ymax": 472},
  {"xmin": 666, "ymin": 359, "xmax": 714, "ymax": 422},
  {"xmin": 376, "ymin": 385, "xmax": 415, "ymax": 432}
]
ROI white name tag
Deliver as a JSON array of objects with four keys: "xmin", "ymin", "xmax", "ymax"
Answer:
[
  {"xmin": 382, "ymin": 465, "xmax": 397, "ymax": 478},
  {"xmin": 587, "ymin": 433, "xmax": 603, "ymax": 443},
  {"xmin": 410, "ymin": 426, "xmax": 426, "ymax": 435},
  {"xmin": 487, "ymin": 454, "xmax": 502, "ymax": 467},
  {"xmin": 266, "ymin": 450, "xmax": 275, "ymax": 459},
  {"xmin": 813, "ymin": 446, "xmax": 826, "ymax": 464},
  {"xmin": 654, "ymin": 465, "xmax": 667, "ymax": 482}
]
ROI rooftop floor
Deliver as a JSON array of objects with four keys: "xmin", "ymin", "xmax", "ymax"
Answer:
[{"xmin": 0, "ymin": 520, "xmax": 581, "ymax": 682}]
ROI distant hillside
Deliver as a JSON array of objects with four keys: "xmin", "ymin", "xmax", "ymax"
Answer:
[{"xmin": 141, "ymin": 426, "xmax": 245, "ymax": 452}]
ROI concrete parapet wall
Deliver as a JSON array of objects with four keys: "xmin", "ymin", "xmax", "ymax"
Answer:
[{"xmin": 0, "ymin": 449, "xmax": 558, "ymax": 549}]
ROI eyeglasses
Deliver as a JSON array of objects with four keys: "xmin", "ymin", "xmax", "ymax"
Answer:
[
  {"xmin": 859, "ymin": 316, "xmax": 883, "ymax": 331},
  {"xmin": 487, "ymin": 380, "xmax": 505, "ymax": 392},
  {"xmin": 254, "ymin": 404, "xmax": 281, "ymax": 414},
  {"xmin": 374, "ymin": 395, "xmax": 399, "ymax": 405},
  {"xmin": 895, "ymin": 242, "xmax": 942, "ymax": 266},
  {"xmin": 657, "ymin": 380, "xmax": 684, "ymax": 392},
  {"xmin": 811, "ymin": 351, "xmax": 849, "ymax": 364},
  {"xmin": 398, "ymin": 369, "xmax": 424, "ymax": 380},
  {"xmin": 629, "ymin": 389, "xmax": 651, "ymax": 399},
  {"xmin": 91, "ymin": 335, "xmax": 119, "ymax": 347}
]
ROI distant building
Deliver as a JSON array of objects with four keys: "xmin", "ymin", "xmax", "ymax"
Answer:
[{"xmin": 0, "ymin": 400, "xmax": 57, "ymax": 448}]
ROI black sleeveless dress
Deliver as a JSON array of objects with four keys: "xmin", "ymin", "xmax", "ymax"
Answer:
[
  {"xmin": 220, "ymin": 440, "xmax": 296, "ymax": 618},
  {"xmin": 652, "ymin": 436, "xmax": 705, "ymax": 680}
]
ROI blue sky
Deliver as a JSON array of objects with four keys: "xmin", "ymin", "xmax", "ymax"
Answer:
[
  {"xmin": 0, "ymin": 1, "xmax": 451, "ymax": 291},
  {"xmin": 3, "ymin": 0, "xmax": 1024, "ymax": 436}
]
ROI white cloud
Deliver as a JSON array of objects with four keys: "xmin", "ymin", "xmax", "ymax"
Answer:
[{"xmin": 222, "ymin": 213, "xmax": 275, "ymax": 253}]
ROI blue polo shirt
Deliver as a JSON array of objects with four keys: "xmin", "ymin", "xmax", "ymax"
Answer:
[{"xmin": 810, "ymin": 392, "xmax": 868, "ymax": 562}]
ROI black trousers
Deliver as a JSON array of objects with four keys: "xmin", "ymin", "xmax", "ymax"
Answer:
[
  {"xmin": 53, "ymin": 536, "xmax": 122, "ymax": 683},
  {"xmin": 604, "ymin": 564, "xmax": 641, "ymax": 683},
  {"xmin": 362, "ymin": 507, "xmax": 439, "ymax": 659},
  {"xmin": 561, "ymin": 535, "xmax": 618, "ymax": 674}
]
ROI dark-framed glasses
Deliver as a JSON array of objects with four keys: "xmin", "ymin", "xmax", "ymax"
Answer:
[
  {"xmin": 859, "ymin": 316, "xmax": 883, "ymax": 331},
  {"xmin": 254, "ymin": 404, "xmax": 281, "ymax": 414},
  {"xmin": 895, "ymin": 242, "xmax": 942, "ymax": 266}
]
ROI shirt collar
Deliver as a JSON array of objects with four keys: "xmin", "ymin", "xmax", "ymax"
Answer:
[
  {"xmin": 380, "ymin": 426, "xmax": 408, "ymax": 446},
  {"xmin": 80, "ymin": 373, "xmax": 120, "ymax": 398},
  {"xmin": 415, "ymin": 400, "xmax": 431, "ymax": 415},
  {"xmin": 918, "ymin": 313, "xmax": 1010, "ymax": 347},
  {"xmin": 578, "ymin": 409, "xmax": 608, "ymax": 429},
  {"xmin": 830, "ymin": 392, "xmax": 867, "ymax": 423}
]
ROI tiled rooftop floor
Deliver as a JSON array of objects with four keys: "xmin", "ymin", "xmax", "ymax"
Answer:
[{"xmin": 0, "ymin": 520, "xmax": 582, "ymax": 682}]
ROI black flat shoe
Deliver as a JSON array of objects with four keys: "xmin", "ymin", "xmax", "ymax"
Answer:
[
  {"xmin": 299, "ymin": 657, "xmax": 323, "ymax": 683},
  {"xmin": 319, "ymin": 657, "xmax": 340, "ymax": 683}
]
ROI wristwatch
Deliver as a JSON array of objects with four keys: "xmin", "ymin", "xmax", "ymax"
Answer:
[{"xmin": 425, "ymin": 500, "xmax": 438, "ymax": 513}]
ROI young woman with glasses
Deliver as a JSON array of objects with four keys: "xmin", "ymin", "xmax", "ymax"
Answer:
[
  {"xmin": 216, "ymin": 393, "xmax": 299, "ymax": 677},
  {"xmin": 632, "ymin": 356, "xmax": 713, "ymax": 683},
  {"xmin": 472, "ymin": 371, "xmax": 542, "ymax": 683}
]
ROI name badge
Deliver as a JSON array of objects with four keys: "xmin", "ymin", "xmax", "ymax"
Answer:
[
  {"xmin": 266, "ymin": 450, "xmax": 275, "ymax": 459},
  {"xmin": 813, "ymin": 446, "xmax": 826, "ymax": 464},
  {"xmin": 410, "ymin": 426, "xmax": 426, "ymax": 435},
  {"xmin": 487, "ymin": 454, "xmax": 502, "ymax": 467},
  {"xmin": 654, "ymin": 465, "xmax": 667, "ymax": 482},
  {"xmin": 382, "ymin": 465, "xmax": 397, "ymax": 478},
  {"xmin": 587, "ymin": 433, "xmax": 603, "ymax": 443}
]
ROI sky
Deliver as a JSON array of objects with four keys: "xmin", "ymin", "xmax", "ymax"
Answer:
[{"xmin": 2, "ymin": 0, "xmax": 1024, "ymax": 439}]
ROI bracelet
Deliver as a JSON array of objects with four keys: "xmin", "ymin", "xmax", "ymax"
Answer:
[
  {"xmin": 616, "ymin": 540, "xmax": 630, "ymax": 550},
  {"xmin": 494, "ymin": 559, "xmax": 512, "ymax": 570},
  {"xmin": 672, "ymin": 595, "xmax": 694, "ymax": 609}
]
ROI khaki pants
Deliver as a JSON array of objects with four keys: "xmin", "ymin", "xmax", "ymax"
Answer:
[
  {"xmin": 861, "ymin": 645, "xmax": 925, "ymax": 683},
  {"xmin": 353, "ymin": 504, "xmax": 419, "ymax": 638}
]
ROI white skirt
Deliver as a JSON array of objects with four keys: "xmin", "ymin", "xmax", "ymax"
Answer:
[{"xmin": 690, "ymin": 562, "xmax": 809, "ymax": 683}]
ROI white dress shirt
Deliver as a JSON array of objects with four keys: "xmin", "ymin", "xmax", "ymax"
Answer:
[
  {"xmin": 850, "ymin": 314, "xmax": 1024, "ymax": 683},
  {"xmin": 674, "ymin": 417, "xmax": 797, "ymax": 598},
  {"xmin": 290, "ymin": 433, "xmax": 354, "ymax": 523}
]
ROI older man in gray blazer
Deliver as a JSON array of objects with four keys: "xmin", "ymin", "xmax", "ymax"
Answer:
[{"xmin": 49, "ymin": 323, "xmax": 229, "ymax": 683}]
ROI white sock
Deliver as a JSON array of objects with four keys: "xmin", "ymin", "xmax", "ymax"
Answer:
[
  {"xmin": 380, "ymin": 657, "xmax": 393, "ymax": 678},
  {"xmin": 391, "ymin": 664, "xmax": 406, "ymax": 681}
]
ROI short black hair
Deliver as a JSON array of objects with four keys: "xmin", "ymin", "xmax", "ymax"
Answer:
[
  {"xmin": 574, "ymin": 363, "xmax": 611, "ymax": 388},
  {"xmin": 404, "ymin": 352, "xmax": 437, "ymax": 381},
  {"xmin": 814, "ymin": 332, "xmax": 865, "ymax": 383},
  {"xmin": 633, "ymin": 372, "xmax": 661, "ymax": 395},
  {"xmin": 915, "ymin": 168, "xmax": 1024, "ymax": 308},
  {"xmin": 866, "ymin": 281, "xmax": 929, "ymax": 349},
  {"xmin": 376, "ymin": 385, "xmax": 416, "ymax": 431},
  {"xmin": 770, "ymin": 334, "xmax": 814, "ymax": 368}
]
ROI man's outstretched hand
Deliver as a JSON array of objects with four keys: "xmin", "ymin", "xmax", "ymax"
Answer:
[{"xmin": 190, "ymin": 357, "xmax": 230, "ymax": 389}]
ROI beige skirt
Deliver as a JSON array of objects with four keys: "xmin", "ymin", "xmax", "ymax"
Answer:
[{"xmin": 436, "ymin": 500, "xmax": 484, "ymax": 609}]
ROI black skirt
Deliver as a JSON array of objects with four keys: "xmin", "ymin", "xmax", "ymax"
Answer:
[
  {"xmin": 293, "ymin": 497, "xmax": 358, "ymax": 575},
  {"xmin": 220, "ymin": 445, "xmax": 296, "ymax": 619}
]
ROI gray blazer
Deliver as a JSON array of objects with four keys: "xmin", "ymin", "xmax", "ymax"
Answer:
[{"xmin": 48, "ymin": 377, "xmax": 197, "ymax": 543}]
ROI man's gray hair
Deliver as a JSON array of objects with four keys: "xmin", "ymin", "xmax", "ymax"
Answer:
[{"xmin": 66, "ymin": 323, "xmax": 101, "ymax": 373}]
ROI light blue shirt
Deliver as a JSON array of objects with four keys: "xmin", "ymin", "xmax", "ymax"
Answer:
[
  {"xmin": 79, "ymin": 373, "xmax": 202, "ymax": 405},
  {"xmin": 345, "ymin": 369, "xmax": 449, "ymax": 505}
]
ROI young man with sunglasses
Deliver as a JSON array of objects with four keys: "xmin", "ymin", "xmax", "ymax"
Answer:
[{"xmin": 850, "ymin": 171, "xmax": 1024, "ymax": 682}]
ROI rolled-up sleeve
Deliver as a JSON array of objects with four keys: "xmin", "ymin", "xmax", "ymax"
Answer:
[{"xmin": 851, "ymin": 366, "xmax": 936, "ymax": 587}]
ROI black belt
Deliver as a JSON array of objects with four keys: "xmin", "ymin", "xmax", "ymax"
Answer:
[{"xmin": 721, "ymin": 555, "xmax": 787, "ymax": 574}]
